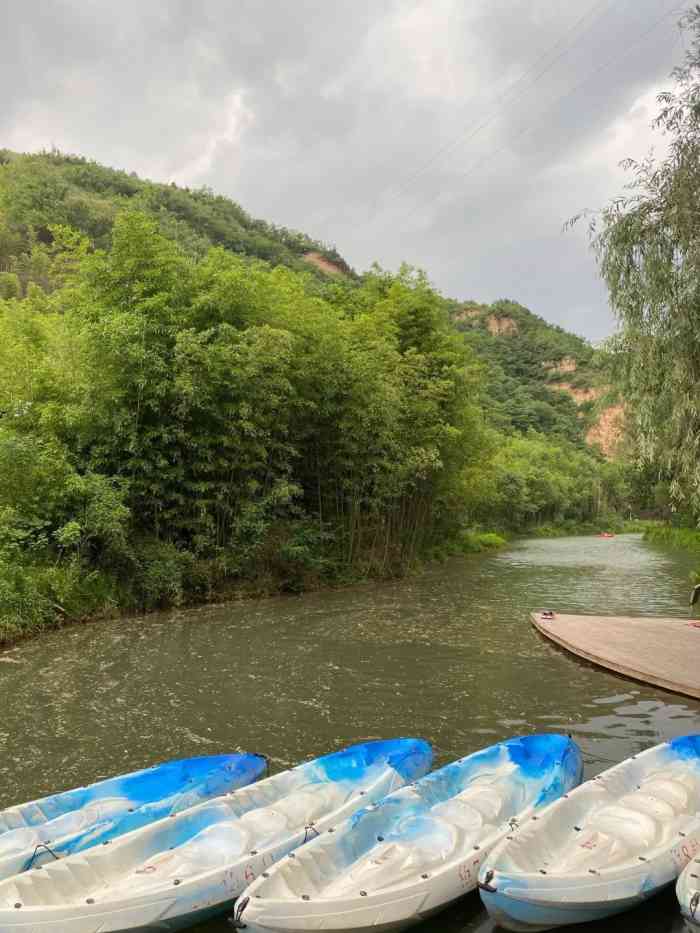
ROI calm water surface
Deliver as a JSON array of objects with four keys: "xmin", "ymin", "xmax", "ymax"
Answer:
[{"xmin": 1, "ymin": 533, "xmax": 699, "ymax": 932}]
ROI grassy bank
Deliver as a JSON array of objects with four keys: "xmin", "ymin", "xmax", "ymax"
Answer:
[
  {"xmin": 456, "ymin": 530, "xmax": 509, "ymax": 553},
  {"xmin": 7, "ymin": 514, "xmax": 652, "ymax": 649},
  {"xmin": 643, "ymin": 524, "xmax": 700, "ymax": 550},
  {"xmin": 1, "ymin": 533, "xmax": 511, "ymax": 650},
  {"xmin": 0, "ymin": 527, "xmax": 513, "ymax": 648},
  {"xmin": 528, "ymin": 517, "xmax": 653, "ymax": 538},
  {"xmin": 3, "ymin": 528, "xmax": 459, "ymax": 649}
]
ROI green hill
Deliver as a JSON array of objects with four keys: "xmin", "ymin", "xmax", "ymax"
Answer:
[
  {"xmin": 0, "ymin": 150, "xmax": 633, "ymax": 645},
  {"xmin": 0, "ymin": 149, "xmax": 351, "ymax": 293},
  {"xmin": 0, "ymin": 149, "xmax": 612, "ymax": 454},
  {"xmin": 451, "ymin": 298, "xmax": 601, "ymax": 444}
]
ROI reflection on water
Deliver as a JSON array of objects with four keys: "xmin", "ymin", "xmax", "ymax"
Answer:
[{"xmin": 0, "ymin": 534, "xmax": 697, "ymax": 932}]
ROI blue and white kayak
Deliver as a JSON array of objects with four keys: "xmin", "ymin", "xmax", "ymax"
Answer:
[
  {"xmin": 0, "ymin": 737, "xmax": 431, "ymax": 932},
  {"xmin": 677, "ymin": 854, "xmax": 700, "ymax": 930},
  {"xmin": 0, "ymin": 753, "xmax": 267, "ymax": 882},
  {"xmin": 237, "ymin": 733, "xmax": 582, "ymax": 933},
  {"xmin": 479, "ymin": 734, "xmax": 700, "ymax": 931}
]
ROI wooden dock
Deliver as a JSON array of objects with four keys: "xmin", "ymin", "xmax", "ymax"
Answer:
[{"xmin": 531, "ymin": 611, "xmax": 700, "ymax": 700}]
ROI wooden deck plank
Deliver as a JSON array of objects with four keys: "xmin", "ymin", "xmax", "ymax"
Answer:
[{"xmin": 530, "ymin": 611, "xmax": 700, "ymax": 700}]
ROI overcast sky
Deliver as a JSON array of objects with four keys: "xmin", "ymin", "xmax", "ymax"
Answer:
[{"xmin": 3, "ymin": 0, "xmax": 686, "ymax": 340}]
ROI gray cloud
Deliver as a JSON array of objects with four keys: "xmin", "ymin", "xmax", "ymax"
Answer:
[{"xmin": 2, "ymin": 0, "xmax": 686, "ymax": 339}]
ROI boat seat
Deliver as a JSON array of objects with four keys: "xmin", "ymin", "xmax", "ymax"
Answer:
[
  {"xmin": 0, "ymin": 848, "xmax": 112, "ymax": 908},
  {"xmin": 553, "ymin": 764, "xmax": 700, "ymax": 875},
  {"xmin": 108, "ymin": 821, "xmax": 249, "ymax": 896},
  {"xmin": 642, "ymin": 778, "xmax": 692, "ymax": 810},
  {"xmin": 587, "ymin": 804, "xmax": 658, "ymax": 848},
  {"xmin": 238, "ymin": 806, "xmax": 290, "ymax": 847},
  {"xmin": 647, "ymin": 767, "xmax": 700, "ymax": 792},
  {"xmin": 0, "ymin": 798, "xmax": 130, "ymax": 859},
  {"xmin": 249, "ymin": 784, "xmax": 348, "ymax": 835},
  {"xmin": 641, "ymin": 769, "xmax": 700, "ymax": 813},
  {"xmin": 453, "ymin": 785, "xmax": 504, "ymax": 823},
  {"xmin": 0, "ymin": 827, "xmax": 45, "ymax": 859},
  {"xmin": 183, "ymin": 782, "xmax": 349, "ymax": 856},
  {"xmin": 617, "ymin": 792, "xmax": 675, "ymax": 822},
  {"xmin": 557, "ymin": 830, "xmax": 631, "ymax": 873},
  {"xmin": 321, "ymin": 815, "xmax": 459, "ymax": 897},
  {"xmin": 431, "ymin": 797, "xmax": 489, "ymax": 834}
]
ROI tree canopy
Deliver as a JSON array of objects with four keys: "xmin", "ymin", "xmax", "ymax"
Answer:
[
  {"xmin": 587, "ymin": 7, "xmax": 700, "ymax": 517},
  {"xmin": 0, "ymin": 148, "xmax": 350, "ymax": 277},
  {"xmin": 0, "ymin": 152, "xmax": 632, "ymax": 644}
]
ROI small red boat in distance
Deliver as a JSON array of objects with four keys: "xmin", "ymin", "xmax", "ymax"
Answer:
[{"xmin": 598, "ymin": 532, "xmax": 615, "ymax": 538}]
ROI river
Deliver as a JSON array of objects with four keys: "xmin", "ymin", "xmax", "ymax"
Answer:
[{"xmin": 1, "ymin": 533, "xmax": 699, "ymax": 931}]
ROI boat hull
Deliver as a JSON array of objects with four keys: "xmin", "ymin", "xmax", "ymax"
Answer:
[
  {"xmin": 479, "ymin": 734, "xmax": 700, "ymax": 931},
  {"xmin": 0, "ymin": 752, "xmax": 267, "ymax": 881},
  {"xmin": 479, "ymin": 885, "xmax": 659, "ymax": 931},
  {"xmin": 677, "ymin": 857, "xmax": 700, "ymax": 930},
  {"xmin": 239, "ymin": 734, "xmax": 583, "ymax": 933},
  {"xmin": 240, "ymin": 883, "xmax": 470, "ymax": 933},
  {"xmin": 0, "ymin": 898, "xmax": 237, "ymax": 933},
  {"xmin": 0, "ymin": 738, "xmax": 431, "ymax": 933}
]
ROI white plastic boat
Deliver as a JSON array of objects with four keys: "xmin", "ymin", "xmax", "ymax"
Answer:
[
  {"xmin": 0, "ymin": 738, "xmax": 430, "ymax": 932},
  {"xmin": 0, "ymin": 752, "xmax": 266, "ymax": 882},
  {"xmin": 677, "ymin": 853, "xmax": 700, "ymax": 930},
  {"xmin": 479, "ymin": 734, "xmax": 700, "ymax": 931},
  {"xmin": 237, "ymin": 733, "xmax": 582, "ymax": 933}
]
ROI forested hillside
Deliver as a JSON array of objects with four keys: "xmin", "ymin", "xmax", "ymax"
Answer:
[
  {"xmin": 0, "ymin": 149, "xmax": 350, "ymax": 288},
  {"xmin": 453, "ymin": 299, "xmax": 625, "ymax": 458},
  {"xmin": 0, "ymin": 151, "xmax": 635, "ymax": 644},
  {"xmin": 452, "ymin": 300, "xmax": 595, "ymax": 442}
]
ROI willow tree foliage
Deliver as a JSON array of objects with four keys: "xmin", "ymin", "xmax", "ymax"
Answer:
[{"xmin": 588, "ymin": 8, "xmax": 700, "ymax": 514}]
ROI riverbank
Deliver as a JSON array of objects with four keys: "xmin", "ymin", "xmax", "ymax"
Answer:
[
  {"xmin": 642, "ymin": 523, "xmax": 700, "ymax": 590},
  {"xmin": 643, "ymin": 524, "xmax": 700, "ymax": 550},
  {"xmin": 1, "ymin": 522, "xmax": 644, "ymax": 651},
  {"xmin": 4, "ymin": 536, "xmax": 508, "ymax": 651},
  {"xmin": 529, "ymin": 518, "xmax": 652, "ymax": 538}
]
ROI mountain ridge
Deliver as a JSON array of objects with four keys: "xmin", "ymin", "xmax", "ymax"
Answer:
[{"xmin": 0, "ymin": 148, "xmax": 352, "ymax": 280}]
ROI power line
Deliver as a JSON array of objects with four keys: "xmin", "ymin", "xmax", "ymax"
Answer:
[
  {"xmin": 370, "ymin": 0, "xmax": 616, "ymax": 213},
  {"xmin": 397, "ymin": 0, "xmax": 684, "ymax": 234}
]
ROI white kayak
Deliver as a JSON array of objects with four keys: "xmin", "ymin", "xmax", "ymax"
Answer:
[
  {"xmin": 677, "ymin": 854, "xmax": 700, "ymax": 930},
  {"xmin": 237, "ymin": 733, "xmax": 582, "ymax": 933},
  {"xmin": 0, "ymin": 752, "xmax": 267, "ymax": 881},
  {"xmin": 479, "ymin": 734, "xmax": 700, "ymax": 931},
  {"xmin": 0, "ymin": 738, "xmax": 430, "ymax": 932}
]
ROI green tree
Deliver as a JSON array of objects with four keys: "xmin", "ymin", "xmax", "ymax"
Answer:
[{"xmin": 586, "ymin": 8, "xmax": 700, "ymax": 515}]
